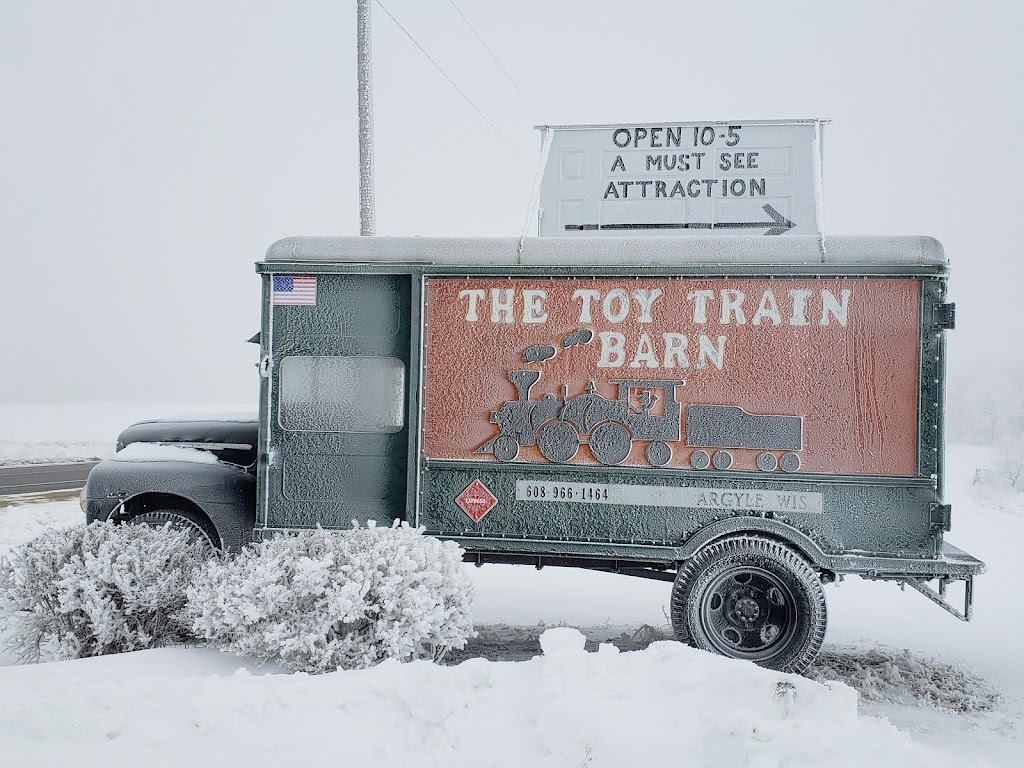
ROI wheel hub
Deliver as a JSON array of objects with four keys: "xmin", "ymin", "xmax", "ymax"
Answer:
[
  {"xmin": 732, "ymin": 595, "xmax": 761, "ymax": 623},
  {"xmin": 700, "ymin": 568, "xmax": 797, "ymax": 660}
]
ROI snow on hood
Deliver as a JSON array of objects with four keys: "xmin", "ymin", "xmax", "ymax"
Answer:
[
  {"xmin": 110, "ymin": 443, "xmax": 220, "ymax": 464},
  {"xmin": 144, "ymin": 412, "xmax": 258, "ymax": 423},
  {"xmin": 0, "ymin": 628, "xmax": 967, "ymax": 768}
]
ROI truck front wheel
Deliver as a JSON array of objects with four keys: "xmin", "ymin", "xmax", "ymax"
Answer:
[
  {"xmin": 670, "ymin": 535, "xmax": 826, "ymax": 674},
  {"xmin": 128, "ymin": 509, "xmax": 219, "ymax": 554}
]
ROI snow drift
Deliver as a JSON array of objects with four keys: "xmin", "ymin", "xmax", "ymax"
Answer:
[
  {"xmin": 0, "ymin": 627, "xmax": 974, "ymax": 768},
  {"xmin": 0, "ymin": 439, "xmax": 1018, "ymax": 766}
]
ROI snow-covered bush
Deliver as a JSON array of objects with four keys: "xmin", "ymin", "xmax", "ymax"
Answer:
[
  {"xmin": 0, "ymin": 521, "xmax": 209, "ymax": 662},
  {"xmin": 185, "ymin": 523, "xmax": 474, "ymax": 673},
  {"xmin": 993, "ymin": 431, "xmax": 1024, "ymax": 490}
]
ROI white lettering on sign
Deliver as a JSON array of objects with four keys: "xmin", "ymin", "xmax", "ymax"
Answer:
[
  {"xmin": 460, "ymin": 288, "xmax": 848, "ymax": 328},
  {"xmin": 538, "ymin": 120, "xmax": 825, "ymax": 238},
  {"xmin": 515, "ymin": 480, "xmax": 823, "ymax": 514},
  {"xmin": 454, "ymin": 285, "xmax": 850, "ymax": 371}
]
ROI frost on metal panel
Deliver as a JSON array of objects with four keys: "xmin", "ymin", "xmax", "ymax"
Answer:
[
  {"xmin": 263, "ymin": 235, "xmax": 946, "ymax": 267},
  {"xmin": 535, "ymin": 120, "xmax": 826, "ymax": 238},
  {"xmin": 143, "ymin": 413, "xmax": 258, "ymax": 423},
  {"xmin": 278, "ymin": 356, "xmax": 405, "ymax": 433},
  {"xmin": 423, "ymin": 277, "xmax": 920, "ymax": 477}
]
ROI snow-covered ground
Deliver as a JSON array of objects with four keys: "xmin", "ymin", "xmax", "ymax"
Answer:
[{"xmin": 1, "ymin": 437, "xmax": 1021, "ymax": 766}]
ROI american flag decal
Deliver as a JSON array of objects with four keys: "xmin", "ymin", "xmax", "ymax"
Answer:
[{"xmin": 271, "ymin": 276, "xmax": 317, "ymax": 305}]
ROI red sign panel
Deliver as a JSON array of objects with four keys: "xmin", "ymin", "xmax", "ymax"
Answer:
[
  {"xmin": 423, "ymin": 278, "xmax": 920, "ymax": 477},
  {"xmin": 455, "ymin": 479, "xmax": 498, "ymax": 522}
]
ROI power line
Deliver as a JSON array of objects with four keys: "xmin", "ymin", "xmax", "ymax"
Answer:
[
  {"xmin": 446, "ymin": 0, "xmax": 544, "ymax": 122},
  {"xmin": 375, "ymin": 0, "xmax": 531, "ymax": 167}
]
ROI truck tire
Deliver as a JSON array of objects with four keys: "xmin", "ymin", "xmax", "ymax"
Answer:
[
  {"xmin": 128, "ymin": 509, "xmax": 218, "ymax": 554},
  {"xmin": 670, "ymin": 535, "xmax": 826, "ymax": 674}
]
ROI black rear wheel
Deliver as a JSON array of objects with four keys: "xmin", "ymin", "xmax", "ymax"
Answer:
[{"xmin": 670, "ymin": 535, "xmax": 826, "ymax": 674}]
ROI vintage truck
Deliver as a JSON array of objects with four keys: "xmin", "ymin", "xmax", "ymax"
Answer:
[{"xmin": 82, "ymin": 234, "xmax": 984, "ymax": 673}]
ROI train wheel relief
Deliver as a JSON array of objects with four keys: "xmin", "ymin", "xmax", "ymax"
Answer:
[
  {"xmin": 492, "ymin": 435, "xmax": 520, "ymax": 462},
  {"xmin": 537, "ymin": 420, "xmax": 579, "ymax": 463},
  {"xmin": 712, "ymin": 450, "xmax": 733, "ymax": 470},
  {"xmin": 589, "ymin": 422, "xmax": 632, "ymax": 465},
  {"xmin": 690, "ymin": 450, "xmax": 711, "ymax": 470},
  {"xmin": 645, "ymin": 440, "xmax": 672, "ymax": 467},
  {"xmin": 670, "ymin": 535, "xmax": 827, "ymax": 674},
  {"xmin": 756, "ymin": 452, "xmax": 778, "ymax": 472},
  {"xmin": 780, "ymin": 452, "xmax": 801, "ymax": 473}
]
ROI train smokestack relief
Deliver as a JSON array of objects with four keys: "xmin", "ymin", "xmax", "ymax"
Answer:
[{"xmin": 507, "ymin": 370, "xmax": 541, "ymax": 401}]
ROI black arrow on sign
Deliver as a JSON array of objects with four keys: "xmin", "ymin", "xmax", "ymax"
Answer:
[{"xmin": 565, "ymin": 204, "xmax": 796, "ymax": 236}]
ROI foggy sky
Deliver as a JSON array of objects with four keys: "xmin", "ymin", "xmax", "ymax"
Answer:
[{"xmin": 1, "ymin": 0, "xmax": 1021, "ymax": 403}]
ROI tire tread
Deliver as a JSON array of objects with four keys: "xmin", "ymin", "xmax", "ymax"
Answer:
[{"xmin": 129, "ymin": 508, "xmax": 219, "ymax": 552}]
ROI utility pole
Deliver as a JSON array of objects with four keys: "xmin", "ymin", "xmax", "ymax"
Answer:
[{"xmin": 357, "ymin": 0, "xmax": 375, "ymax": 236}]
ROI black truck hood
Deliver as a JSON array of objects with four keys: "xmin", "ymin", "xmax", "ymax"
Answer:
[{"xmin": 116, "ymin": 413, "xmax": 259, "ymax": 467}]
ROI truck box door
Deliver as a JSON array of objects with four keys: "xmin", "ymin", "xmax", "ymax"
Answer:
[{"xmin": 260, "ymin": 273, "xmax": 411, "ymax": 529}]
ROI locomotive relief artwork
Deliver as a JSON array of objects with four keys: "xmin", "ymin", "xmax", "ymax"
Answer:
[
  {"xmin": 476, "ymin": 365, "xmax": 805, "ymax": 472},
  {"xmin": 424, "ymin": 277, "xmax": 922, "ymax": 477},
  {"xmin": 477, "ymin": 368, "xmax": 685, "ymax": 466}
]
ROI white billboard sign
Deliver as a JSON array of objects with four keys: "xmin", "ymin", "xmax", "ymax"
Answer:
[{"xmin": 536, "ymin": 120, "xmax": 825, "ymax": 237}]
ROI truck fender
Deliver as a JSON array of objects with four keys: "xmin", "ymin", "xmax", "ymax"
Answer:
[
  {"xmin": 677, "ymin": 517, "xmax": 832, "ymax": 571},
  {"xmin": 84, "ymin": 459, "xmax": 256, "ymax": 552}
]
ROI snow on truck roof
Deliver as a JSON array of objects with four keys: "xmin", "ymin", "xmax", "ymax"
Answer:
[{"xmin": 263, "ymin": 235, "xmax": 945, "ymax": 267}]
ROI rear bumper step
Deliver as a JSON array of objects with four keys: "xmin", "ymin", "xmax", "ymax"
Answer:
[{"xmin": 903, "ymin": 575, "xmax": 975, "ymax": 621}]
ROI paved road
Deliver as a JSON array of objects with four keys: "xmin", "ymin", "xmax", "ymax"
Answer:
[{"xmin": 0, "ymin": 462, "xmax": 100, "ymax": 495}]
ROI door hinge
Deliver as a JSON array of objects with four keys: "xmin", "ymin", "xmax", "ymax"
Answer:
[
  {"xmin": 933, "ymin": 303, "xmax": 956, "ymax": 330},
  {"xmin": 930, "ymin": 503, "xmax": 952, "ymax": 532}
]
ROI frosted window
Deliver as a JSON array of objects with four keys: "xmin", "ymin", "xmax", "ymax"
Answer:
[{"xmin": 279, "ymin": 356, "xmax": 405, "ymax": 433}]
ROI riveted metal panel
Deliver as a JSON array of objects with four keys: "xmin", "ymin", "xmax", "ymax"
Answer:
[
  {"xmin": 917, "ymin": 278, "xmax": 945, "ymax": 486},
  {"xmin": 420, "ymin": 461, "xmax": 937, "ymax": 563}
]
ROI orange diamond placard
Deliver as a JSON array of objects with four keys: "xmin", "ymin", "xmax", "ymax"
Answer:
[{"xmin": 456, "ymin": 479, "xmax": 497, "ymax": 522}]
